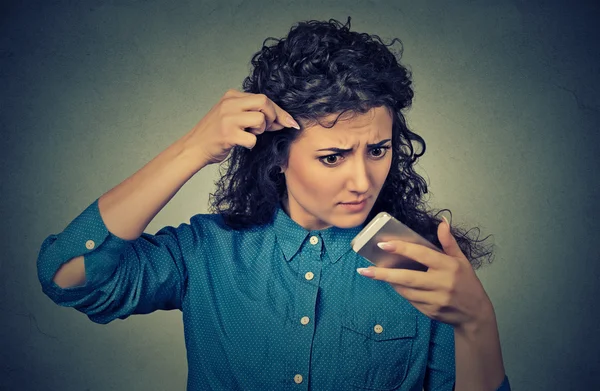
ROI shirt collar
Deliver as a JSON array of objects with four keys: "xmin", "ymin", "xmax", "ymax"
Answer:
[{"xmin": 272, "ymin": 207, "xmax": 365, "ymax": 263}]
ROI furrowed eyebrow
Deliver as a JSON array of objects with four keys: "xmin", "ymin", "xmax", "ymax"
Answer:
[
  {"xmin": 316, "ymin": 147, "xmax": 352, "ymax": 153},
  {"xmin": 316, "ymin": 139, "xmax": 392, "ymax": 153},
  {"xmin": 367, "ymin": 139, "xmax": 392, "ymax": 148}
]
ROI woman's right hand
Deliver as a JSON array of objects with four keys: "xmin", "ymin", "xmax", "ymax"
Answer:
[{"xmin": 182, "ymin": 89, "xmax": 300, "ymax": 166}]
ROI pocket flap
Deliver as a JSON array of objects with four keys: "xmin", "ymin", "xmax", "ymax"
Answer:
[{"xmin": 342, "ymin": 312, "xmax": 417, "ymax": 341}]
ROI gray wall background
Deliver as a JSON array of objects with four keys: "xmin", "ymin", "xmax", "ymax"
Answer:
[{"xmin": 1, "ymin": 0, "xmax": 599, "ymax": 390}]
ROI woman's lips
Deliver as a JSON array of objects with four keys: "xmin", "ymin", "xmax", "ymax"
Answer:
[{"xmin": 338, "ymin": 199, "xmax": 368, "ymax": 212}]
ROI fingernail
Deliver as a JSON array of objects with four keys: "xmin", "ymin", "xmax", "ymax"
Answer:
[
  {"xmin": 287, "ymin": 116, "xmax": 300, "ymax": 129},
  {"xmin": 356, "ymin": 268, "xmax": 375, "ymax": 278},
  {"xmin": 377, "ymin": 242, "xmax": 394, "ymax": 251},
  {"xmin": 442, "ymin": 216, "xmax": 450, "ymax": 227}
]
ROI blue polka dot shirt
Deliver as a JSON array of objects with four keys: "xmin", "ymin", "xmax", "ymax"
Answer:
[{"xmin": 37, "ymin": 198, "xmax": 511, "ymax": 390}]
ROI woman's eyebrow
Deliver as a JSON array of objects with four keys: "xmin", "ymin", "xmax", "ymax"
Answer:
[
  {"xmin": 316, "ymin": 138, "xmax": 391, "ymax": 153},
  {"xmin": 368, "ymin": 139, "xmax": 392, "ymax": 148}
]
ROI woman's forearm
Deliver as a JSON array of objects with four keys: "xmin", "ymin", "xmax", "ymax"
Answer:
[
  {"xmin": 454, "ymin": 304, "xmax": 506, "ymax": 391},
  {"xmin": 97, "ymin": 136, "xmax": 205, "ymax": 241},
  {"xmin": 52, "ymin": 136, "xmax": 205, "ymax": 289}
]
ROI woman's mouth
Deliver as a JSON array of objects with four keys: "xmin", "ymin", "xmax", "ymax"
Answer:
[{"xmin": 338, "ymin": 199, "xmax": 368, "ymax": 212}]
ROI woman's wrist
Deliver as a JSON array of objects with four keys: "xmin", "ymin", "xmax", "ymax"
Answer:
[
  {"xmin": 454, "ymin": 301, "xmax": 506, "ymax": 391},
  {"xmin": 175, "ymin": 133, "xmax": 211, "ymax": 174},
  {"xmin": 454, "ymin": 300, "xmax": 496, "ymax": 337}
]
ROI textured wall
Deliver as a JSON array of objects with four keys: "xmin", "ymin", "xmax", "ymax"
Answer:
[{"xmin": 1, "ymin": 0, "xmax": 599, "ymax": 390}]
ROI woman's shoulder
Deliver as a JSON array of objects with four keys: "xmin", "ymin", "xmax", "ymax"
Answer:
[{"xmin": 184, "ymin": 213, "xmax": 275, "ymax": 257}]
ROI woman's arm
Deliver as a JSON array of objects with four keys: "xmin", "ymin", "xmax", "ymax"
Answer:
[
  {"xmin": 52, "ymin": 137, "xmax": 203, "ymax": 288},
  {"xmin": 454, "ymin": 304, "xmax": 508, "ymax": 391},
  {"xmin": 52, "ymin": 89, "xmax": 297, "ymax": 289}
]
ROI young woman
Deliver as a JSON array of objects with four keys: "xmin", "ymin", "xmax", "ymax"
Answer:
[{"xmin": 37, "ymin": 18, "xmax": 511, "ymax": 390}]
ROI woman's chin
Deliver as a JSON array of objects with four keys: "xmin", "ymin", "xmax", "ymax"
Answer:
[{"xmin": 330, "ymin": 212, "xmax": 370, "ymax": 229}]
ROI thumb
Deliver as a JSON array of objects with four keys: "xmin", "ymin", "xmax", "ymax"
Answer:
[{"xmin": 438, "ymin": 216, "xmax": 462, "ymax": 258}]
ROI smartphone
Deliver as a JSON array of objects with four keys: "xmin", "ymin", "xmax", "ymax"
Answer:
[{"xmin": 350, "ymin": 212, "xmax": 443, "ymax": 272}]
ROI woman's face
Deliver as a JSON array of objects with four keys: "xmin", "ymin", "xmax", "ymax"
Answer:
[{"xmin": 282, "ymin": 106, "xmax": 393, "ymax": 230}]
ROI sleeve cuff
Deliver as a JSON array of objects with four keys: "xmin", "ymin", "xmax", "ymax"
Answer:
[{"xmin": 37, "ymin": 197, "xmax": 133, "ymax": 296}]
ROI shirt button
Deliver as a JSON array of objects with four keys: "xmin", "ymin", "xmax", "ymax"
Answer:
[
  {"xmin": 374, "ymin": 324, "xmax": 383, "ymax": 334},
  {"xmin": 85, "ymin": 240, "xmax": 96, "ymax": 250},
  {"xmin": 294, "ymin": 374, "xmax": 303, "ymax": 384},
  {"xmin": 309, "ymin": 236, "xmax": 319, "ymax": 245},
  {"xmin": 305, "ymin": 271, "xmax": 314, "ymax": 280},
  {"xmin": 300, "ymin": 316, "xmax": 310, "ymax": 325}
]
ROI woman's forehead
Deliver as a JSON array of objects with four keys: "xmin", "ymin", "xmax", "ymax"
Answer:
[{"xmin": 297, "ymin": 107, "xmax": 393, "ymax": 145}]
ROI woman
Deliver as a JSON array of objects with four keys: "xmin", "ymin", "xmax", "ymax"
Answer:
[{"xmin": 37, "ymin": 18, "xmax": 511, "ymax": 390}]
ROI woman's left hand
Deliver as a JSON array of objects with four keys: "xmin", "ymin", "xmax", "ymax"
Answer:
[{"xmin": 357, "ymin": 218, "xmax": 493, "ymax": 329}]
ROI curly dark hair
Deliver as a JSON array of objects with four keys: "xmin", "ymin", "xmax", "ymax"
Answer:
[{"xmin": 209, "ymin": 17, "xmax": 494, "ymax": 270}]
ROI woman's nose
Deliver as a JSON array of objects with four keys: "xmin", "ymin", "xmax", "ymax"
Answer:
[{"xmin": 347, "ymin": 160, "xmax": 370, "ymax": 193}]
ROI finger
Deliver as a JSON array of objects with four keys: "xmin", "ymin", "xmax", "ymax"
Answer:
[
  {"xmin": 227, "ymin": 93, "xmax": 275, "ymax": 130},
  {"xmin": 392, "ymin": 287, "xmax": 440, "ymax": 305},
  {"xmin": 222, "ymin": 89, "xmax": 250, "ymax": 99},
  {"xmin": 236, "ymin": 111, "xmax": 267, "ymax": 135},
  {"xmin": 377, "ymin": 240, "xmax": 446, "ymax": 269},
  {"xmin": 268, "ymin": 100, "xmax": 300, "ymax": 131},
  {"xmin": 357, "ymin": 267, "xmax": 439, "ymax": 290},
  {"xmin": 247, "ymin": 128, "xmax": 265, "ymax": 136},
  {"xmin": 233, "ymin": 129, "xmax": 258, "ymax": 149},
  {"xmin": 235, "ymin": 94, "xmax": 300, "ymax": 131}
]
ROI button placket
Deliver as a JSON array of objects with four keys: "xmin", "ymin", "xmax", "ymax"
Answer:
[
  {"xmin": 300, "ymin": 233, "xmax": 322, "ymax": 288},
  {"xmin": 290, "ymin": 235, "xmax": 323, "ymax": 389}
]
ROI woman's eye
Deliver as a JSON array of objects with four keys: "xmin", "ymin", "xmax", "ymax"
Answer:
[
  {"xmin": 371, "ymin": 148, "xmax": 383, "ymax": 157},
  {"xmin": 369, "ymin": 146, "xmax": 390, "ymax": 158},
  {"xmin": 319, "ymin": 154, "xmax": 341, "ymax": 166}
]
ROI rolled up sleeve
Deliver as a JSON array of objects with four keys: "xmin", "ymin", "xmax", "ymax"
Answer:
[{"xmin": 36, "ymin": 198, "xmax": 188, "ymax": 324}]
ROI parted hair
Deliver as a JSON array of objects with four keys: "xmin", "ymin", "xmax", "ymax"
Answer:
[{"xmin": 209, "ymin": 17, "xmax": 494, "ymax": 269}]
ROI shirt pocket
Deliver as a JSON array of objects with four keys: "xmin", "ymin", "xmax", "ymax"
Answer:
[{"xmin": 340, "ymin": 312, "xmax": 417, "ymax": 390}]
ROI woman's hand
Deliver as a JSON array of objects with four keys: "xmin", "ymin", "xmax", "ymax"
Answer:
[
  {"xmin": 181, "ymin": 89, "xmax": 300, "ymax": 166},
  {"xmin": 357, "ymin": 218, "xmax": 494, "ymax": 330}
]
